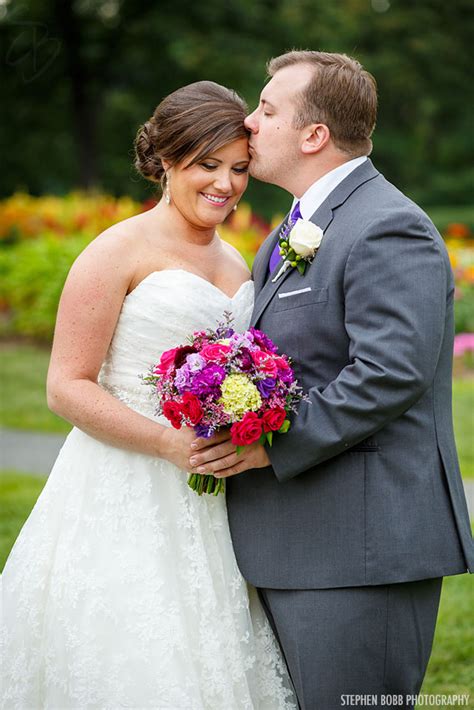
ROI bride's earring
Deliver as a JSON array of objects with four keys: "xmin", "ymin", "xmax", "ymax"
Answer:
[
  {"xmin": 164, "ymin": 173, "xmax": 171, "ymax": 205},
  {"xmin": 233, "ymin": 204, "xmax": 238, "ymax": 212}
]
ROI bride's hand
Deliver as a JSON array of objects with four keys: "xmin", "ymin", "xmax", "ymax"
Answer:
[{"xmin": 161, "ymin": 426, "xmax": 201, "ymax": 471}]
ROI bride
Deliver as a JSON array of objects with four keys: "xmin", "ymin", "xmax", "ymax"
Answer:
[{"xmin": 1, "ymin": 81, "xmax": 296, "ymax": 709}]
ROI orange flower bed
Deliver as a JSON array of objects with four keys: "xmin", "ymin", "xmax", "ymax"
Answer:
[{"xmin": 0, "ymin": 193, "xmax": 472, "ymax": 341}]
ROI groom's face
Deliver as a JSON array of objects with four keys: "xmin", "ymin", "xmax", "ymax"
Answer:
[{"xmin": 244, "ymin": 63, "xmax": 314, "ymax": 187}]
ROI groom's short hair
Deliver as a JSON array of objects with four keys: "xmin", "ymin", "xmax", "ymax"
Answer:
[{"xmin": 267, "ymin": 51, "xmax": 377, "ymax": 157}]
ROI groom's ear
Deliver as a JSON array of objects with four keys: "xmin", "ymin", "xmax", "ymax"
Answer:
[{"xmin": 301, "ymin": 123, "xmax": 331, "ymax": 155}]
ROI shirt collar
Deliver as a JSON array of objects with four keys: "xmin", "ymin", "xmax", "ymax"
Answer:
[{"xmin": 292, "ymin": 156, "xmax": 368, "ymax": 220}]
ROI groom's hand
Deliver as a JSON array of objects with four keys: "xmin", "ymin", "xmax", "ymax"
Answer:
[{"xmin": 189, "ymin": 430, "xmax": 270, "ymax": 478}]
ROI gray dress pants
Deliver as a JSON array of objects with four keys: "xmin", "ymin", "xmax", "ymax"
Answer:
[{"xmin": 258, "ymin": 578, "xmax": 442, "ymax": 710}]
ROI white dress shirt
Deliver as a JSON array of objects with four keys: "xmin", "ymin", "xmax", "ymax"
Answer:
[{"xmin": 293, "ymin": 156, "xmax": 367, "ymax": 219}]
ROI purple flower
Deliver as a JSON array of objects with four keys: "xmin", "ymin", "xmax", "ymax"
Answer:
[
  {"xmin": 278, "ymin": 367, "xmax": 295, "ymax": 384},
  {"xmin": 175, "ymin": 354, "xmax": 209, "ymax": 393},
  {"xmin": 249, "ymin": 327, "xmax": 278, "ymax": 353},
  {"xmin": 190, "ymin": 364, "xmax": 225, "ymax": 397},
  {"xmin": 186, "ymin": 353, "xmax": 206, "ymax": 371},
  {"xmin": 257, "ymin": 377, "xmax": 277, "ymax": 398},
  {"xmin": 216, "ymin": 324, "xmax": 235, "ymax": 340},
  {"xmin": 174, "ymin": 364, "xmax": 192, "ymax": 392},
  {"xmin": 194, "ymin": 423, "xmax": 215, "ymax": 438},
  {"xmin": 230, "ymin": 332, "xmax": 254, "ymax": 350}
]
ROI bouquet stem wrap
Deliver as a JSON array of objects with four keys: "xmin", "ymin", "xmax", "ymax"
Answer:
[{"xmin": 187, "ymin": 473, "xmax": 225, "ymax": 496}]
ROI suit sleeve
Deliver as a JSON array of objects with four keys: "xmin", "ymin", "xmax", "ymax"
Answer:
[{"xmin": 268, "ymin": 212, "xmax": 450, "ymax": 482}]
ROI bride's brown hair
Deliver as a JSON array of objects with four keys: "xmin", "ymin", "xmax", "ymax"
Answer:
[{"xmin": 134, "ymin": 81, "xmax": 248, "ymax": 188}]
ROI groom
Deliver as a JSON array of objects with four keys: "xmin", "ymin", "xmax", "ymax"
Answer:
[{"xmin": 189, "ymin": 51, "xmax": 474, "ymax": 708}]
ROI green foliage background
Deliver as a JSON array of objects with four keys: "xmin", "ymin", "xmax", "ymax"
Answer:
[{"xmin": 1, "ymin": 0, "xmax": 473, "ymax": 216}]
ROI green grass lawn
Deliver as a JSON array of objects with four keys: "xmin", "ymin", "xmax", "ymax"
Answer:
[
  {"xmin": 453, "ymin": 379, "xmax": 474, "ymax": 479},
  {"xmin": 419, "ymin": 571, "xmax": 474, "ymax": 700},
  {"xmin": 1, "ymin": 342, "xmax": 473, "ymax": 477},
  {"xmin": 0, "ymin": 342, "xmax": 71, "ymax": 433},
  {"xmin": 0, "ymin": 471, "xmax": 47, "ymax": 569},
  {"xmin": 0, "ymin": 470, "xmax": 472, "ymax": 702}
]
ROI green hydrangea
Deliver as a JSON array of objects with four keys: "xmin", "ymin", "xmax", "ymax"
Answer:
[{"xmin": 219, "ymin": 374, "xmax": 262, "ymax": 419}]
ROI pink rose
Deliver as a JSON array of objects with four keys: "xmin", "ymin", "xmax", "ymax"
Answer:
[
  {"xmin": 251, "ymin": 350, "xmax": 278, "ymax": 377},
  {"xmin": 230, "ymin": 412, "xmax": 263, "ymax": 446},
  {"xmin": 273, "ymin": 355, "xmax": 290, "ymax": 371},
  {"xmin": 154, "ymin": 346, "xmax": 196, "ymax": 375},
  {"xmin": 201, "ymin": 343, "xmax": 232, "ymax": 364},
  {"xmin": 154, "ymin": 347, "xmax": 180, "ymax": 375}
]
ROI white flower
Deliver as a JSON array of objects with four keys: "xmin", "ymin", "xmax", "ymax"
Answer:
[
  {"xmin": 271, "ymin": 219, "xmax": 324, "ymax": 282},
  {"xmin": 289, "ymin": 219, "xmax": 324, "ymax": 258}
]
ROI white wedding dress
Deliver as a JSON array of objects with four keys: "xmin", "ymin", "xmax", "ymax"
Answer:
[{"xmin": 1, "ymin": 270, "xmax": 296, "ymax": 710}]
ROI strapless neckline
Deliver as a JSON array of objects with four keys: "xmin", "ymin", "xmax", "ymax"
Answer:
[
  {"xmin": 127, "ymin": 269, "xmax": 253, "ymax": 302},
  {"xmin": 98, "ymin": 266, "xmax": 255, "ymax": 419}
]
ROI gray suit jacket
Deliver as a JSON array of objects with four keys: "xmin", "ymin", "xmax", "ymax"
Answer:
[{"xmin": 226, "ymin": 159, "xmax": 474, "ymax": 589}]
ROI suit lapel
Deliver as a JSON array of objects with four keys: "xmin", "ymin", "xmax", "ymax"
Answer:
[
  {"xmin": 251, "ymin": 202, "xmax": 334, "ymax": 326},
  {"xmin": 252, "ymin": 219, "xmax": 287, "ymax": 294},
  {"xmin": 251, "ymin": 160, "xmax": 379, "ymax": 327}
]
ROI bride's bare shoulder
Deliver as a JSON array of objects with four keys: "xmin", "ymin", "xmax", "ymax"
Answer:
[
  {"xmin": 95, "ymin": 209, "xmax": 151, "ymax": 247},
  {"xmin": 221, "ymin": 240, "xmax": 251, "ymax": 278},
  {"xmin": 65, "ymin": 211, "xmax": 156, "ymax": 294},
  {"xmin": 78, "ymin": 210, "xmax": 151, "ymax": 263}
]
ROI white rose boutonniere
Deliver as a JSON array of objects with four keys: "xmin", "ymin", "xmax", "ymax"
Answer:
[{"xmin": 272, "ymin": 219, "xmax": 324, "ymax": 282}]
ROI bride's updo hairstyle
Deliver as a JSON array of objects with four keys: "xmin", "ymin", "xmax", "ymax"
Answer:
[{"xmin": 134, "ymin": 81, "xmax": 248, "ymax": 188}]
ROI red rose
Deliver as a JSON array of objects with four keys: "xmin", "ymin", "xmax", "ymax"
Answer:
[
  {"xmin": 230, "ymin": 412, "xmax": 263, "ymax": 446},
  {"xmin": 162, "ymin": 400, "xmax": 183, "ymax": 429},
  {"xmin": 201, "ymin": 343, "xmax": 232, "ymax": 364},
  {"xmin": 181, "ymin": 392, "xmax": 203, "ymax": 425},
  {"xmin": 262, "ymin": 407, "xmax": 286, "ymax": 433},
  {"xmin": 251, "ymin": 350, "xmax": 278, "ymax": 377}
]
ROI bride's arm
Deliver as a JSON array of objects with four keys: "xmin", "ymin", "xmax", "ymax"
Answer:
[{"xmin": 46, "ymin": 231, "xmax": 194, "ymax": 470}]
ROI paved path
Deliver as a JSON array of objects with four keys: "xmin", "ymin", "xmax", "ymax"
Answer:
[
  {"xmin": 1, "ymin": 427, "xmax": 69, "ymax": 477},
  {"xmin": 1, "ymin": 427, "xmax": 474, "ymax": 518}
]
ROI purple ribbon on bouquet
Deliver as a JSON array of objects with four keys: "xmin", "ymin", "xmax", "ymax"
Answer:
[{"xmin": 268, "ymin": 201, "xmax": 302, "ymax": 276}]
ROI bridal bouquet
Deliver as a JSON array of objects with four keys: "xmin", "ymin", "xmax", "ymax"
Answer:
[{"xmin": 145, "ymin": 316, "xmax": 305, "ymax": 495}]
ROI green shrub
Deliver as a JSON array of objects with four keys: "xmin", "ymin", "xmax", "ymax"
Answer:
[
  {"xmin": 424, "ymin": 205, "xmax": 474, "ymax": 233},
  {"xmin": 0, "ymin": 234, "xmax": 89, "ymax": 341},
  {"xmin": 0, "ymin": 202, "xmax": 472, "ymax": 341}
]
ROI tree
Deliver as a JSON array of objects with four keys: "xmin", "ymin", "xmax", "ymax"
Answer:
[{"xmin": 1, "ymin": 0, "xmax": 472, "ymax": 212}]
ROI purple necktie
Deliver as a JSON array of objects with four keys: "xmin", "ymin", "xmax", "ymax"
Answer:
[{"xmin": 268, "ymin": 201, "xmax": 302, "ymax": 275}]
